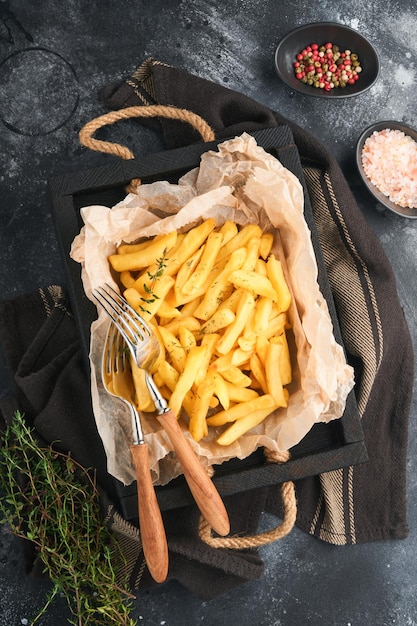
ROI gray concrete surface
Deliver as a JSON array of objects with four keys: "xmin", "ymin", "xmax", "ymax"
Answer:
[{"xmin": 0, "ymin": 1, "xmax": 416, "ymax": 624}]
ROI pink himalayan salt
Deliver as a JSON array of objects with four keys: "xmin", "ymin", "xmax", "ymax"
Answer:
[{"xmin": 361, "ymin": 128, "xmax": 417, "ymax": 209}]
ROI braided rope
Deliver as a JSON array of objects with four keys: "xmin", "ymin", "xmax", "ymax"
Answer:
[
  {"xmin": 79, "ymin": 105, "xmax": 215, "ymax": 193},
  {"xmin": 199, "ymin": 450, "xmax": 297, "ymax": 549},
  {"xmin": 79, "ymin": 104, "xmax": 216, "ymax": 160}
]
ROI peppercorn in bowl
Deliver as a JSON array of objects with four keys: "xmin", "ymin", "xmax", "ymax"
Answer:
[{"xmin": 274, "ymin": 22, "xmax": 379, "ymax": 98}]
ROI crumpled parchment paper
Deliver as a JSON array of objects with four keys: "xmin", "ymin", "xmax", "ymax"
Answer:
[{"xmin": 71, "ymin": 133, "xmax": 355, "ymax": 486}]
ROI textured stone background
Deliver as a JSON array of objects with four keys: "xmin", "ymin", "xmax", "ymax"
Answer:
[{"xmin": 0, "ymin": 1, "xmax": 416, "ymax": 624}]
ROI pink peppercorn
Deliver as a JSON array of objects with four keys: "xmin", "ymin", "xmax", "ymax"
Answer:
[{"xmin": 292, "ymin": 42, "xmax": 362, "ymax": 91}]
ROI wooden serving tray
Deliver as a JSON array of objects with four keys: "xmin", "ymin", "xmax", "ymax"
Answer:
[{"xmin": 49, "ymin": 126, "xmax": 367, "ymax": 519}]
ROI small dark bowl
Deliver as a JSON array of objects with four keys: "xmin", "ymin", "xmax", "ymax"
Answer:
[
  {"xmin": 274, "ymin": 22, "xmax": 380, "ymax": 98},
  {"xmin": 356, "ymin": 121, "xmax": 417, "ymax": 219}
]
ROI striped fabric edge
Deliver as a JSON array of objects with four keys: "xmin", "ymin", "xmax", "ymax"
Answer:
[
  {"xmin": 104, "ymin": 503, "xmax": 146, "ymax": 590},
  {"xmin": 38, "ymin": 285, "xmax": 70, "ymax": 317},
  {"xmin": 303, "ymin": 165, "xmax": 384, "ymax": 545},
  {"xmin": 127, "ymin": 58, "xmax": 171, "ymax": 106}
]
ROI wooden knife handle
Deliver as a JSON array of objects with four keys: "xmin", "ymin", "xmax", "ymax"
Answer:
[
  {"xmin": 157, "ymin": 409, "xmax": 230, "ymax": 537},
  {"xmin": 130, "ymin": 443, "xmax": 169, "ymax": 583}
]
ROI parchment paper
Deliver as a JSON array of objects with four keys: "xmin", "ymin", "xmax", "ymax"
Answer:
[{"xmin": 71, "ymin": 133, "xmax": 355, "ymax": 486}]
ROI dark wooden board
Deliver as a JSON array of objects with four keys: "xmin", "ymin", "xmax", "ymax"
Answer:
[{"xmin": 49, "ymin": 126, "xmax": 368, "ymax": 519}]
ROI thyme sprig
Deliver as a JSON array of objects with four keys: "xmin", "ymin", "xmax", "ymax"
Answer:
[
  {"xmin": 139, "ymin": 250, "xmax": 168, "ymax": 315},
  {"xmin": 0, "ymin": 411, "xmax": 136, "ymax": 626}
]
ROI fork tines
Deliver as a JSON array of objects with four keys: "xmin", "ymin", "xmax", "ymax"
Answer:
[
  {"xmin": 92, "ymin": 283, "xmax": 151, "ymax": 346},
  {"xmin": 105, "ymin": 323, "xmax": 128, "ymax": 376}
]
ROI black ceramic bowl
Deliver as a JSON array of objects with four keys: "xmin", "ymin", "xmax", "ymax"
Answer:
[
  {"xmin": 274, "ymin": 22, "xmax": 379, "ymax": 98},
  {"xmin": 356, "ymin": 121, "xmax": 417, "ymax": 219}
]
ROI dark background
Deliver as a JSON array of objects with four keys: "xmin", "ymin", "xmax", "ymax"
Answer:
[{"xmin": 0, "ymin": 1, "xmax": 416, "ymax": 624}]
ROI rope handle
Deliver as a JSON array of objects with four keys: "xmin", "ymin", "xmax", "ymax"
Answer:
[
  {"xmin": 199, "ymin": 450, "xmax": 297, "ymax": 549},
  {"xmin": 79, "ymin": 105, "xmax": 216, "ymax": 193},
  {"xmin": 79, "ymin": 104, "xmax": 216, "ymax": 160}
]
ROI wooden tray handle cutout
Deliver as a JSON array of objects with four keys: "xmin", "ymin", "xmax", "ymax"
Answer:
[
  {"xmin": 199, "ymin": 450, "xmax": 297, "ymax": 549},
  {"xmin": 79, "ymin": 105, "xmax": 216, "ymax": 192}
]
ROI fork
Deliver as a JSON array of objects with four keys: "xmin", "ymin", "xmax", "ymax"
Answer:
[
  {"xmin": 102, "ymin": 323, "xmax": 169, "ymax": 583},
  {"xmin": 93, "ymin": 283, "xmax": 230, "ymax": 537}
]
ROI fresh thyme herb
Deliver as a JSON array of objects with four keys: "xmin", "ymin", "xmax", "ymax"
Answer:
[
  {"xmin": 139, "ymin": 250, "xmax": 168, "ymax": 315},
  {"xmin": 0, "ymin": 411, "xmax": 137, "ymax": 626}
]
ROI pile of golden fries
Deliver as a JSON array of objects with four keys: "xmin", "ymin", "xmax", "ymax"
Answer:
[{"xmin": 108, "ymin": 218, "xmax": 293, "ymax": 446}]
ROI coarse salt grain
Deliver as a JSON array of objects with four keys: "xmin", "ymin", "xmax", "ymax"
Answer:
[{"xmin": 361, "ymin": 128, "xmax": 417, "ymax": 209}]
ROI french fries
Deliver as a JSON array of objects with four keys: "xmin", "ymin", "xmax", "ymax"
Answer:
[{"xmin": 109, "ymin": 219, "xmax": 294, "ymax": 445}]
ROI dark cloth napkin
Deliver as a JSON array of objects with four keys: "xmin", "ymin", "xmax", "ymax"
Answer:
[{"xmin": 0, "ymin": 60, "xmax": 414, "ymax": 598}]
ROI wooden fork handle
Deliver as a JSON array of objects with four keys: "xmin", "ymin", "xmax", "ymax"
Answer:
[
  {"xmin": 130, "ymin": 443, "xmax": 169, "ymax": 583},
  {"xmin": 157, "ymin": 409, "xmax": 230, "ymax": 537}
]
